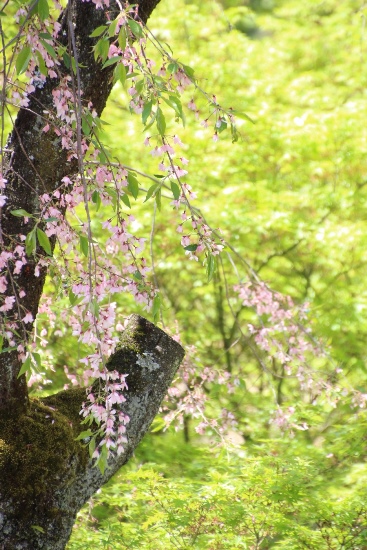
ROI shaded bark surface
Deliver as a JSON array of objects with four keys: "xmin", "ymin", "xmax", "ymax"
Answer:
[{"xmin": 0, "ymin": 1, "xmax": 186, "ymax": 549}]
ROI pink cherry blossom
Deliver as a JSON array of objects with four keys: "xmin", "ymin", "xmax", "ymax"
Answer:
[{"xmin": 22, "ymin": 312, "xmax": 34, "ymax": 324}]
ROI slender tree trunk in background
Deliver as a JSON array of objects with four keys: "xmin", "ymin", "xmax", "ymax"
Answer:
[{"xmin": 0, "ymin": 2, "xmax": 185, "ymax": 548}]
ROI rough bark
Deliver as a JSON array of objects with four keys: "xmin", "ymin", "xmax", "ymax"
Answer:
[
  {"xmin": 0, "ymin": 314, "xmax": 184, "ymax": 549},
  {"xmin": 0, "ymin": 1, "xmax": 186, "ymax": 549}
]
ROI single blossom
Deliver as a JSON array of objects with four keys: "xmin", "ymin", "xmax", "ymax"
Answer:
[{"xmin": 22, "ymin": 312, "xmax": 34, "ymax": 324}]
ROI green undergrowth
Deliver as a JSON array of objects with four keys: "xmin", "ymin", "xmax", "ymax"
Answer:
[{"xmin": 68, "ymin": 427, "xmax": 367, "ymax": 549}]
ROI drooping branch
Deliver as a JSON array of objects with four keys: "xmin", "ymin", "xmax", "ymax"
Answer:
[
  {"xmin": 0, "ymin": 314, "xmax": 184, "ymax": 549},
  {"xmin": 0, "ymin": 0, "xmax": 161, "ymax": 410}
]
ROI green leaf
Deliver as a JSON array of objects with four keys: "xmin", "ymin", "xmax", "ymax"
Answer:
[
  {"xmin": 88, "ymin": 437, "xmax": 96, "ymax": 458},
  {"xmin": 0, "ymin": 335, "xmax": 3, "ymax": 352},
  {"xmin": 170, "ymin": 181, "xmax": 180, "ymax": 200},
  {"xmin": 231, "ymin": 124, "xmax": 239, "ymax": 143},
  {"xmin": 81, "ymin": 113, "xmax": 92, "ymax": 136},
  {"xmin": 144, "ymin": 182, "xmax": 160, "ymax": 202},
  {"xmin": 156, "ymin": 107, "xmax": 166, "ymax": 136},
  {"xmin": 152, "ymin": 75, "xmax": 167, "ymax": 90},
  {"xmin": 62, "ymin": 52, "xmax": 71, "ymax": 69},
  {"xmin": 114, "ymin": 63, "xmax": 127, "ymax": 85},
  {"xmin": 80, "ymin": 235, "xmax": 89, "ymax": 257},
  {"xmin": 121, "ymin": 193, "xmax": 131, "ymax": 209},
  {"xmin": 162, "ymin": 95, "xmax": 185, "ymax": 126},
  {"xmin": 135, "ymin": 79, "xmax": 144, "ymax": 95},
  {"xmin": 106, "ymin": 188, "xmax": 118, "ymax": 208},
  {"xmin": 72, "ymin": 59, "xmax": 80, "ymax": 76},
  {"xmin": 207, "ymin": 254, "xmax": 216, "ymax": 282},
  {"xmin": 25, "ymin": 229, "xmax": 37, "ymax": 256},
  {"xmin": 181, "ymin": 63, "xmax": 195, "ymax": 79},
  {"xmin": 102, "ymin": 56, "xmax": 121, "ymax": 69},
  {"xmin": 162, "ymin": 96, "xmax": 179, "ymax": 113},
  {"xmin": 97, "ymin": 444, "xmax": 108, "ymax": 474},
  {"xmin": 68, "ymin": 289, "xmax": 79, "ymax": 306},
  {"xmin": 37, "ymin": 0, "xmax": 49, "ymax": 21},
  {"xmin": 92, "ymin": 116, "xmax": 106, "ymax": 130},
  {"xmin": 133, "ymin": 270, "xmax": 142, "ymax": 281},
  {"xmin": 75, "ymin": 429, "xmax": 94, "ymax": 441},
  {"xmin": 142, "ymin": 100, "xmax": 153, "ymax": 125},
  {"xmin": 231, "ymin": 110, "xmax": 255, "ymax": 124},
  {"xmin": 32, "ymin": 352, "xmax": 41, "ymax": 368},
  {"xmin": 40, "ymin": 39, "xmax": 57, "ymax": 59},
  {"xmin": 89, "ymin": 25, "xmax": 107, "ymax": 38},
  {"xmin": 97, "ymin": 149, "xmax": 108, "ymax": 164},
  {"xmin": 108, "ymin": 18, "xmax": 118, "ymax": 37},
  {"xmin": 127, "ymin": 19, "xmax": 143, "ymax": 39},
  {"xmin": 18, "ymin": 355, "xmax": 31, "ymax": 378},
  {"xmin": 31, "ymin": 525, "xmax": 45, "ymax": 534},
  {"xmin": 1, "ymin": 346, "xmax": 17, "ymax": 353},
  {"xmin": 144, "ymin": 110, "xmax": 157, "ymax": 132},
  {"xmin": 152, "ymin": 294, "xmax": 161, "ymax": 324},
  {"xmin": 150, "ymin": 416, "xmax": 165, "ymax": 432},
  {"xmin": 36, "ymin": 50, "xmax": 47, "ymax": 76},
  {"xmin": 16, "ymin": 46, "xmax": 32, "ymax": 75},
  {"xmin": 10, "ymin": 209, "xmax": 32, "ymax": 217},
  {"xmin": 118, "ymin": 27, "xmax": 127, "ymax": 50},
  {"xmin": 126, "ymin": 72, "xmax": 139, "ymax": 80},
  {"xmin": 94, "ymin": 38, "xmax": 109, "ymax": 62},
  {"xmin": 89, "ymin": 298, "xmax": 99, "ymax": 317},
  {"xmin": 184, "ymin": 244, "xmax": 198, "ymax": 252},
  {"xmin": 167, "ymin": 62, "xmax": 178, "ymax": 74},
  {"xmin": 92, "ymin": 190, "xmax": 101, "ymax": 211},
  {"xmin": 127, "ymin": 172, "xmax": 139, "ymax": 199},
  {"xmin": 155, "ymin": 188, "xmax": 162, "ymax": 211},
  {"xmin": 37, "ymin": 228, "xmax": 52, "ymax": 256},
  {"xmin": 217, "ymin": 119, "xmax": 228, "ymax": 133}
]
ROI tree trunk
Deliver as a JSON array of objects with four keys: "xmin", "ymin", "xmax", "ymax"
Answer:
[
  {"xmin": 0, "ymin": 1, "xmax": 184, "ymax": 548},
  {"xmin": 0, "ymin": 314, "xmax": 184, "ymax": 549}
]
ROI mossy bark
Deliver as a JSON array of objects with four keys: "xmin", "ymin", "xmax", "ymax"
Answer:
[{"xmin": 0, "ymin": 315, "xmax": 184, "ymax": 549}]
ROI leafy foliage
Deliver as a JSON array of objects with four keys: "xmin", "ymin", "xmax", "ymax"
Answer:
[{"xmin": 2, "ymin": 0, "xmax": 367, "ymax": 546}]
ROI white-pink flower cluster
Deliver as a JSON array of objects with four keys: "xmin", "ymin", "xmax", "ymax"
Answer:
[
  {"xmin": 80, "ymin": 370, "xmax": 129, "ymax": 458},
  {"xmin": 163, "ymin": 343, "xmax": 238, "ymax": 438},
  {"xmin": 235, "ymin": 282, "xmax": 317, "ymax": 379}
]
